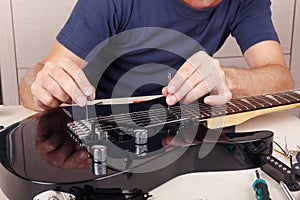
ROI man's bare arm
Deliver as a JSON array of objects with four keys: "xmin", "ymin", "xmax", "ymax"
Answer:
[
  {"xmin": 223, "ymin": 40, "xmax": 294, "ymax": 98},
  {"xmin": 19, "ymin": 41, "xmax": 95, "ymax": 111}
]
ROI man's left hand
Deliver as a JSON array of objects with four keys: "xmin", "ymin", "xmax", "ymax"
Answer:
[{"xmin": 162, "ymin": 51, "xmax": 232, "ymax": 105}]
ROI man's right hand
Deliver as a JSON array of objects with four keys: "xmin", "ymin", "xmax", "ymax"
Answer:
[{"xmin": 31, "ymin": 57, "xmax": 95, "ymax": 110}]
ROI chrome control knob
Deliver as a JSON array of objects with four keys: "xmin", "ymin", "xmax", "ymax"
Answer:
[
  {"xmin": 92, "ymin": 145, "xmax": 107, "ymax": 175},
  {"xmin": 134, "ymin": 129, "xmax": 148, "ymax": 156}
]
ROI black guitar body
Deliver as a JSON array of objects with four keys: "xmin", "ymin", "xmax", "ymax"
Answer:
[{"xmin": 0, "ymin": 98, "xmax": 273, "ymax": 199}]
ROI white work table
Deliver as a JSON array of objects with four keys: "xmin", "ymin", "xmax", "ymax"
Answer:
[{"xmin": 0, "ymin": 105, "xmax": 300, "ymax": 200}]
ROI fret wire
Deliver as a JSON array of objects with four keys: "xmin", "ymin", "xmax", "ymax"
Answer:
[
  {"xmin": 225, "ymin": 104, "xmax": 238, "ymax": 113},
  {"xmin": 240, "ymin": 98, "xmax": 257, "ymax": 109},
  {"xmin": 254, "ymin": 96, "xmax": 274, "ymax": 106},
  {"xmin": 271, "ymin": 94, "xmax": 290, "ymax": 104},
  {"xmin": 211, "ymin": 105, "xmax": 227, "ymax": 115},
  {"xmin": 225, "ymin": 102, "xmax": 242, "ymax": 112},
  {"xmin": 280, "ymin": 93, "xmax": 299, "ymax": 102},
  {"xmin": 175, "ymin": 103, "xmax": 215, "ymax": 118},
  {"xmin": 248, "ymin": 97, "xmax": 269, "ymax": 107},
  {"xmin": 181, "ymin": 106, "xmax": 206, "ymax": 119},
  {"xmin": 204, "ymin": 105, "xmax": 227, "ymax": 116},
  {"xmin": 287, "ymin": 92, "xmax": 300, "ymax": 101},
  {"xmin": 171, "ymin": 104, "xmax": 203, "ymax": 119},
  {"xmin": 269, "ymin": 94, "xmax": 285, "ymax": 105},
  {"xmin": 292, "ymin": 90, "xmax": 300, "ymax": 98},
  {"xmin": 230, "ymin": 99, "xmax": 252, "ymax": 110},
  {"xmin": 197, "ymin": 105, "xmax": 220, "ymax": 117},
  {"xmin": 228, "ymin": 99, "xmax": 250, "ymax": 111},
  {"xmin": 227, "ymin": 101, "xmax": 243, "ymax": 111},
  {"xmin": 262, "ymin": 95, "xmax": 281, "ymax": 105},
  {"xmin": 243, "ymin": 98, "xmax": 264, "ymax": 108},
  {"xmin": 181, "ymin": 107, "xmax": 201, "ymax": 119}
]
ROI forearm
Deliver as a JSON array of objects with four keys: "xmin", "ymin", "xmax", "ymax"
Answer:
[
  {"xmin": 19, "ymin": 63, "xmax": 44, "ymax": 111},
  {"xmin": 223, "ymin": 64, "xmax": 295, "ymax": 98}
]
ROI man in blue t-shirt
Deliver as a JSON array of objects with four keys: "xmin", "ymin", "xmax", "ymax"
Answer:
[{"xmin": 20, "ymin": 0, "xmax": 294, "ymax": 111}]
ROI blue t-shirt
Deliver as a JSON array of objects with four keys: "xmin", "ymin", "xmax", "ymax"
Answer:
[{"xmin": 57, "ymin": 0, "xmax": 279, "ymax": 99}]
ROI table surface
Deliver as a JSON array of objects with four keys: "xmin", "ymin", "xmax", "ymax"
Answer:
[{"xmin": 0, "ymin": 105, "xmax": 300, "ymax": 200}]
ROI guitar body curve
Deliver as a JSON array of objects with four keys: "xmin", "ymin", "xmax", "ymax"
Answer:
[{"xmin": 0, "ymin": 98, "xmax": 275, "ymax": 199}]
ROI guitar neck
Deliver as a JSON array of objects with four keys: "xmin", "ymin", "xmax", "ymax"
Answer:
[{"xmin": 199, "ymin": 89, "xmax": 300, "ymax": 128}]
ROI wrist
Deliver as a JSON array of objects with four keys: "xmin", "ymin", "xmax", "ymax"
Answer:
[{"xmin": 222, "ymin": 67, "xmax": 251, "ymax": 98}]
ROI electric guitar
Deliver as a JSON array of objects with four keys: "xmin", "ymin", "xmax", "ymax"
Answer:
[{"xmin": 0, "ymin": 89, "xmax": 299, "ymax": 199}]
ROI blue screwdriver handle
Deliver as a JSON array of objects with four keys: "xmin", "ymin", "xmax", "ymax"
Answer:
[{"xmin": 253, "ymin": 170, "xmax": 272, "ymax": 200}]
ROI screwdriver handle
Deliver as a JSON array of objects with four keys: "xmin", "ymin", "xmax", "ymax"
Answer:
[{"xmin": 253, "ymin": 179, "xmax": 272, "ymax": 200}]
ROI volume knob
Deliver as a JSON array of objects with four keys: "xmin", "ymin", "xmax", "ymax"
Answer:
[
  {"xmin": 92, "ymin": 145, "xmax": 107, "ymax": 175},
  {"xmin": 134, "ymin": 129, "xmax": 148, "ymax": 156}
]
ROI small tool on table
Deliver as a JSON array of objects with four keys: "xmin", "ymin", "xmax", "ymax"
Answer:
[
  {"xmin": 252, "ymin": 170, "xmax": 271, "ymax": 200},
  {"xmin": 279, "ymin": 181, "xmax": 296, "ymax": 200}
]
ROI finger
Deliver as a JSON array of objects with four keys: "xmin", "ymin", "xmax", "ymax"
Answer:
[
  {"xmin": 167, "ymin": 59, "xmax": 198, "ymax": 94},
  {"xmin": 166, "ymin": 66, "xmax": 209, "ymax": 106},
  {"xmin": 57, "ymin": 58, "xmax": 95, "ymax": 99},
  {"xmin": 32, "ymin": 84, "xmax": 61, "ymax": 108},
  {"xmin": 34, "ymin": 99, "xmax": 57, "ymax": 110},
  {"xmin": 32, "ymin": 71, "xmax": 61, "ymax": 108},
  {"xmin": 44, "ymin": 61, "xmax": 87, "ymax": 107},
  {"xmin": 204, "ymin": 88, "xmax": 232, "ymax": 105},
  {"xmin": 162, "ymin": 87, "xmax": 168, "ymax": 96},
  {"xmin": 167, "ymin": 51, "xmax": 211, "ymax": 93},
  {"xmin": 43, "ymin": 75, "xmax": 71, "ymax": 103},
  {"xmin": 166, "ymin": 52, "xmax": 215, "ymax": 105},
  {"xmin": 172, "ymin": 68, "xmax": 207, "ymax": 103},
  {"xmin": 180, "ymin": 81, "xmax": 210, "ymax": 105},
  {"xmin": 180, "ymin": 69, "xmax": 221, "ymax": 104},
  {"xmin": 165, "ymin": 62, "xmax": 198, "ymax": 105}
]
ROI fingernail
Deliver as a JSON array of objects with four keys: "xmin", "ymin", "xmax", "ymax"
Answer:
[
  {"xmin": 84, "ymin": 87, "xmax": 93, "ymax": 96},
  {"xmin": 77, "ymin": 96, "xmax": 86, "ymax": 106},
  {"xmin": 204, "ymin": 96, "xmax": 212, "ymax": 104},
  {"xmin": 167, "ymin": 95, "xmax": 177, "ymax": 105},
  {"xmin": 167, "ymin": 85, "xmax": 176, "ymax": 94}
]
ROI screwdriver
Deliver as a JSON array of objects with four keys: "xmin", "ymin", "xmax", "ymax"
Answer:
[{"xmin": 252, "ymin": 170, "xmax": 272, "ymax": 200}]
